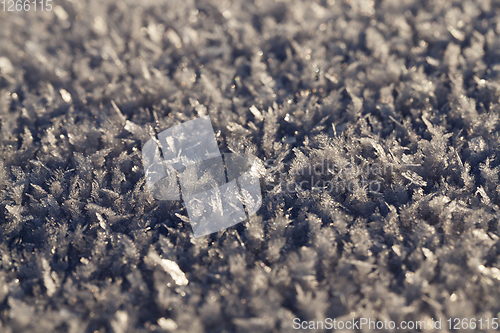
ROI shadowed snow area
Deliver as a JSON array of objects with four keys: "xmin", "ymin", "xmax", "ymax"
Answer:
[{"xmin": 1, "ymin": 0, "xmax": 500, "ymax": 332}]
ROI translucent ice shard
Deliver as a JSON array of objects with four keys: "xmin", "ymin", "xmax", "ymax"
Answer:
[{"xmin": 141, "ymin": 116, "xmax": 262, "ymax": 237}]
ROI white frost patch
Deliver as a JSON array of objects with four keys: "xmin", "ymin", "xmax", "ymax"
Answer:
[
  {"xmin": 8, "ymin": 298, "xmax": 34, "ymax": 327},
  {"xmin": 160, "ymin": 259, "xmax": 189, "ymax": 286},
  {"xmin": 42, "ymin": 258, "xmax": 56, "ymax": 296},
  {"xmin": 478, "ymin": 265, "xmax": 500, "ymax": 281},
  {"xmin": 157, "ymin": 318, "xmax": 178, "ymax": 331},
  {"xmin": 96, "ymin": 212, "xmax": 107, "ymax": 231},
  {"xmin": 54, "ymin": 6, "xmax": 68, "ymax": 21},
  {"xmin": 147, "ymin": 251, "xmax": 189, "ymax": 286},
  {"xmin": 110, "ymin": 310, "xmax": 128, "ymax": 333},
  {"xmin": 60, "ymin": 89, "xmax": 72, "ymax": 103},
  {"xmin": 93, "ymin": 16, "xmax": 108, "ymax": 35},
  {"xmin": 147, "ymin": 23, "xmax": 164, "ymax": 44},
  {"xmin": 249, "ymin": 105, "xmax": 263, "ymax": 121},
  {"xmin": 166, "ymin": 29, "xmax": 182, "ymax": 48},
  {"xmin": 0, "ymin": 57, "xmax": 13, "ymax": 74},
  {"xmin": 124, "ymin": 120, "xmax": 145, "ymax": 137}
]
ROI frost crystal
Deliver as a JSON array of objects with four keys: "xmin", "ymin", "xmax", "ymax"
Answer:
[{"xmin": 1, "ymin": 0, "xmax": 500, "ymax": 331}]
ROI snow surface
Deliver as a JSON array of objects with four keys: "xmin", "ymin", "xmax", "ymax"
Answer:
[{"xmin": 1, "ymin": 0, "xmax": 500, "ymax": 332}]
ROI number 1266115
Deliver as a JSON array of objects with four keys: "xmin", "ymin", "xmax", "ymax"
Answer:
[{"xmin": 2, "ymin": 0, "xmax": 52, "ymax": 11}]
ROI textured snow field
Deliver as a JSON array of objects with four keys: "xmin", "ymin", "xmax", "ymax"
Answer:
[{"xmin": 1, "ymin": 0, "xmax": 500, "ymax": 332}]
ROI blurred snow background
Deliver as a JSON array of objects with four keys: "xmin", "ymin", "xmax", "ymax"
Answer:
[{"xmin": 1, "ymin": 0, "xmax": 500, "ymax": 332}]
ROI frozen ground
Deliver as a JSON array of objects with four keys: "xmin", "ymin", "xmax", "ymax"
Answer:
[{"xmin": 1, "ymin": 0, "xmax": 500, "ymax": 332}]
